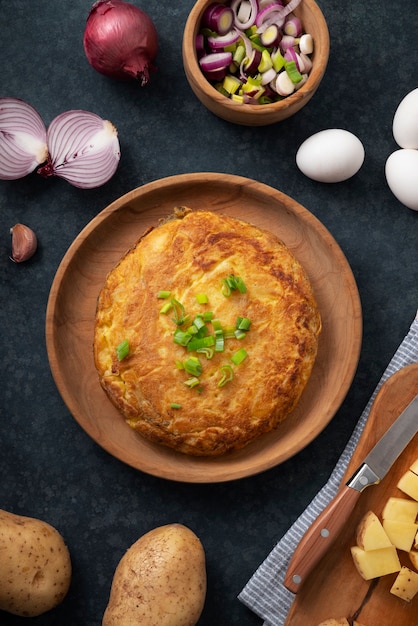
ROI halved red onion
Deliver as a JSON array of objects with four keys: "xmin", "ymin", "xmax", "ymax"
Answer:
[
  {"xmin": 199, "ymin": 51, "xmax": 233, "ymax": 73},
  {"xmin": 38, "ymin": 110, "xmax": 120, "ymax": 189},
  {"xmin": 0, "ymin": 98, "xmax": 48, "ymax": 180}
]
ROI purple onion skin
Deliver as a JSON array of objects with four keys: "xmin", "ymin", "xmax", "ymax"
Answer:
[{"xmin": 83, "ymin": 0, "xmax": 158, "ymax": 85}]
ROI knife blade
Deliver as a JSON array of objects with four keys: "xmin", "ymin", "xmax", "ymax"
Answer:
[{"xmin": 284, "ymin": 392, "xmax": 418, "ymax": 594}]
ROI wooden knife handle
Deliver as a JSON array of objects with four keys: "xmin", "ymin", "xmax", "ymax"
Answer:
[{"xmin": 284, "ymin": 485, "xmax": 361, "ymax": 593}]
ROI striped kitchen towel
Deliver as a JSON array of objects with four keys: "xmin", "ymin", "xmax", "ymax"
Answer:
[{"xmin": 239, "ymin": 311, "xmax": 418, "ymax": 626}]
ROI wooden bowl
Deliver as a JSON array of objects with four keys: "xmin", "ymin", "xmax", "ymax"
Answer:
[
  {"xmin": 182, "ymin": 0, "xmax": 330, "ymax": 126},
  {"xmin": 46, "ymin": 173, "xmax": 361, "ymax": 483}
]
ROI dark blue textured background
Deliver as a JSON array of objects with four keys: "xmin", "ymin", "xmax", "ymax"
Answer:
[{"xmin": 0, "ymin": 1, "xmax": 417, "ymax": 624}]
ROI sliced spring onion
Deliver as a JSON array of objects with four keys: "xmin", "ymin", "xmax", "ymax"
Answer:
[
  {"xmin": 157, "ymin": 290, "xmax": 171, "ymax": 298},
  {"xmin": 196, "ymin": 346, "xmax": 214, "ymax": 359},
  {"xmin": 116, "ymin": 338, "xmax": 129, "ymax": 361},
  {"xmin": 170, "ymin": 403, "xmax": 182, "ymax": 409},
  {"xmin": 236, "ymin": 316, "xmax": 251, "ymax": 331},
  {"xmin": 184, "ymin": 377, "xmax": 201, "ymax": 389},
  {"xmin": 234, "ymin": 329, "xmax": 247, "ymax": 340},
  {"xmin": 218, "ymin": 365, "xmax": 234, "ymax": 387},
  {"xmin": 187, "ymin": 335, "xmax": 215, "ymax": 352},
  {"xmin": 184, "ymin": 356, "xmax": 203, "ymax": 376},
  {"xmin": 231, "ymin": 348, "xmax": 248, "ymax": 365},
  {"xmin": 196, "ymin": 293, "xmax": 209, "ymax": 304},
  {"xmin": 193, "ymin": 315, "xmax": 206, "ymax": 331},
  {"xmin": 173, "ymin": 328, "xmax": 192, "ymax": 346},
  {"xmin": 171, "ymin": 298, "xmax": 186, "ymax": 325},
  {"xmin": 160, "ymin": 301, "xmax": 173, "ymax": 314},
  {"xmin": 222, "ymin": 274, "xmax": 247, "ymax": 296},
  {"xmin": 223, "ymin": 325, "xmax": 236, "ymax": 339},
  {"xmin": 215, "ymin": 332, "xmax": 225, "ymax": 352}
]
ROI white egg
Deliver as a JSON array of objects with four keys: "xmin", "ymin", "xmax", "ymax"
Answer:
[
  {"xmin": 296, "ymin": 129, "xmax": 365, "ymax": 183},
  {"xmin": 385, "ymin": 149, "xmax": 418, "ymax": 211},
  {"xmin": 392, "ymin": 88, "xmax": 418, "ymax": 149}
]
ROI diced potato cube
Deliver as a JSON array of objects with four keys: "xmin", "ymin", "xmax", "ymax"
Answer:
[
  {"xmin": 390, "ymin": 566, "xmax": 418, "ymax": 602},
  {"xmin": 397, "ymin": 470, "xmax": 418, "ymax": 501},
  {"xmin": 409, "ymin": 458, "xmax": 418, "ymax": 475},
  {"xmin": 382, "ymin": 519, "xmax": 418, "ymax": 551},
  {"xmin": 356, "ymin": 511, "xmax": 393, "ymax": 550},
  {"xmin": 382, "ymin": 497, "xmax": 418, "ymax": 523},
  {"xmin": 408, "ymin": 549, "xmax": 418, "ymax": 569},
  {"xmin": 351, "ymin": 545, "xmax": 401, "ymax": 580}
]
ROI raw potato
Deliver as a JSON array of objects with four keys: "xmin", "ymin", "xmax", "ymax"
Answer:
[
  {"xmin": 390, "ymin": 566, "xmax": 418, "ymax": 601},
  {"xmin": 382, "ymin": 518, "xmax": 418, "ymax": 552},
  {"xmin": 356, "ymin": 511, "xmax": 392, "ymax": 550},
  {"xmin": 350, "ymin": 545, "xmax": 401, "ymax": 580},
  {"xmin": 409, "ymin": 550, "xmax": 418, "ymax": 569},
  {"xmin": 397, "ymin": 470, "xmax": 418, "ymax": 501},
  {"xmin": 0, "ymin": 508, "xmax": 71, "ymax": 617},
  {"xmin": 382, "ymin": 497, "xmax": 418, "ymax": 522},
  {"xmin": 102, "ymin": 523, "xmax": 206, "ymax": 626}
]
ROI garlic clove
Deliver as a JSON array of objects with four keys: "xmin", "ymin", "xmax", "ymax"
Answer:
[{"xmin": 10, "ymin": 223, "xmax": 38, "ymax": 263}]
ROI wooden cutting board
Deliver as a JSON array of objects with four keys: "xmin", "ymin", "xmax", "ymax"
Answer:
[{"xmin": 285, "ymin": 362, "xmax": 418, "ymax": 626}]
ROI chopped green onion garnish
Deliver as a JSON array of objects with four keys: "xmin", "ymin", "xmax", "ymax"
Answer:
[
  {"xmin": 222, "ymin": 274, "xmax": 247, "ymax": 296},
  {"xmin": 203, "ymin": 311, "xmax": 214, "ymax": 322},
  {"xmin": 184, "ymin": 356, "xmax": 202, "ymax": 376},
  {"xmin": 218, "ymin": 365, "xmax": 234, "ymax": 387},
  {"xmin": 116, "ymin": 338, "xmax": 129, "ymax": 361},
  {"xmin": 221, "ymin": 278, "xmax": 231, "ymax": 297},
  {"xmin": 231, "ymin": 348, "xmax": 248, "ymax": 365},
  {"xmin": 234, "ymin": 329, "xmax": 247, "ymax": 340},
  {"xmin": 224, "ymin": 325, "xmax": 236, "ymax": 339},
  {"xmin": 212, "ymin": 319, "xmax": 222, "ymax": 332},
  {"xmin": 215, "ymin": 333, "xmax": 225, "ymax": 352},
  {"xmin": 236, "ymin": 316, "xmax": 251, "ymax": 331},
  {"xmin": 184, "ymin": 377, "xmax": 200, "ymax": 388},
  {"xmin": 170, "ymin": 403, "xmax": 182, "ymax": 409},
  {"xmin": 175, "ymin": 360, "xmax": 185, "ymax": 370},
  {"xmin": 193, "ymin": 316, "xmax": 206, "ymax": 331},
  {"xmin": 160, "ymin": 301, "xmax": 173, "ymax": 314},
  {"xmin": 187, "ymin": 335, "xmax": 215, "ymax": 352},
  {"xmin": 157, "ymin": 290, "xmax": 171, "ymax": 299},
  {"xmin": 173, "ymin": 328, "xmax": 192, "ymax": 346},
  {"xmin": 196, "ymin": 347, "xmax": 214, "ymax": 359},
  {"xmin": 234, "ymin": 276, "xmax": 247, "ymax": 293},
  {"xmin": 196, "ymin": 293, "xmax": 208, "ymax": 304},
  {"xmin": 171, "ymin": 298, "xmax": 186, "ymax": 325}
]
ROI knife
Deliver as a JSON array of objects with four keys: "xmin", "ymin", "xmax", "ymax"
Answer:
[{"xmin": 284, "ymin": 392, "xmax": 418, "ymax": 594}]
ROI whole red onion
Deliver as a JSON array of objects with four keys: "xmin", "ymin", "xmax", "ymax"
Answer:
[{"xmin": 83, "ymin": 0, "xmax": 158, "ymax": 85}]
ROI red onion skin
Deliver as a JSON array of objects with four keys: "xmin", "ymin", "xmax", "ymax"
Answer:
[{"xmin": 83, "ymin": 0, "xmax": 158, "ymax": 85}]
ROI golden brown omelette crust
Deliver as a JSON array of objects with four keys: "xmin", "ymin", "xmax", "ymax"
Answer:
[{"xmin": 94, "ymin": 208, "xmax": 321, "ymax": 456}]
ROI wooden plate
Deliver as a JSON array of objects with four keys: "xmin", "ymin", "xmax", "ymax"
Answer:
[
  {"xmin": 45, "ymin": 173, "xmax": 362, "ymax": 483},
  {"xmin": 285, "ymin": 362, "xmax": 418, "ymax": 625}
]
